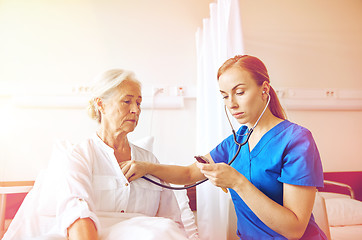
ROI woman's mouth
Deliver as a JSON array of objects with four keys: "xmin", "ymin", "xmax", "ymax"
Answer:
[{"xmin": 126, "ymin": 119, "xmax": 137, "ymax": 123}]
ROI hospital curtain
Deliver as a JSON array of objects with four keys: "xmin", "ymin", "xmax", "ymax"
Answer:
[{"xmin": 195, "ymin": 0, "xmax": 243, "ymax": 240}]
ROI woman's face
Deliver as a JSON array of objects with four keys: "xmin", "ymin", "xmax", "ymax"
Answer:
[
  {"xmin": 101, "ymin": 80, "xmax": 142, "ymax": 135},
  {"xmin": 218, "ymin": 67, "xmax": 265, "ymax": 126}
]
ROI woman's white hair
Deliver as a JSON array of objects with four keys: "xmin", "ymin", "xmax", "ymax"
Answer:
[{"xmin": 87, "ymin": 69, "xmax": 141, "ymax": 123}]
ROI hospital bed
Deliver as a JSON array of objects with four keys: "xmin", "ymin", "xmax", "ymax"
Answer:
[{"xmin": 317, "ymin": 175, "xmax": 362, "ymax": 240}]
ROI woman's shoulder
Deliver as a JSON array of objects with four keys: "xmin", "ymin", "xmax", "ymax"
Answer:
[
  {"xmin": 52, "ymin": 136, "xmax": 99, "ymax": 161},
  {"xmin": 130, "ymin": 143, "xmax": 159, "ymax": 164}
]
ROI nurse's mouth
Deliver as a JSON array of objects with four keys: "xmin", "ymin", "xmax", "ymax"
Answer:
[{"xmin": 232, "ymin": 112, "xmax": 244, "ymax": 119}]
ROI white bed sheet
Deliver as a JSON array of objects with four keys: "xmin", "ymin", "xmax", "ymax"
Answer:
[
  {"xmin": 330, "ymin": 225, "xmax": 362, "ymax": 240},
  {"xmin": 99, "ymin": 212, "xmax": 188, "ymax": 240},
  {"xmin": 320, "ymin": 192, "xmax": 362, "ymax": 240}
]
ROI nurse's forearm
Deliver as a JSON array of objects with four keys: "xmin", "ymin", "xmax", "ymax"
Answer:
[
  {"xmin": 233, "ymin": 179, "xmax": 314, "ymax": 240},
  {"xmin": 146, "ymin": 162, "xmax": 205, "ymax": 185}
]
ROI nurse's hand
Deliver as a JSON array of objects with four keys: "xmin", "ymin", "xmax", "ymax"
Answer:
[
  {"xmin": 119, "ymin": 160, "xmax": 150, "ymax": 182},
  {"xmin": 196, "ymin": 162, "xmax": 245, "ymax": 190}
]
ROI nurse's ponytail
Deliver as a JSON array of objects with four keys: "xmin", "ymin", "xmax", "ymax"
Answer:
[{"xmin": 217, "ymin": 55, "xmax": 286, "ymax": 120}]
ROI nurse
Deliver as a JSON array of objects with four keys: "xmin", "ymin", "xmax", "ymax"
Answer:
[{"xmin": 122, "ymin": 55, "xmax": 328, "ymax": 240}]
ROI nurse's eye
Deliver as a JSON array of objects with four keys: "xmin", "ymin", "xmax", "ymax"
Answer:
[
  {"xmin": 222, "ymin": 95, "xmax": 229, "ymax": 100},
  {"xmin": 236, "ymin": 91, "xmax": 244, "ymax": 96}
]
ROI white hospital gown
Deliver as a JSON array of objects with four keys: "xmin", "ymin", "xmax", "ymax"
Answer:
[{"xmin": 3, "ymin": 134, "xmax": 187, "ymax": 240}]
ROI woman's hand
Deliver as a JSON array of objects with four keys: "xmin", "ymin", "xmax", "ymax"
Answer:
[
  {"xmin": 196, "ymin": 161, "xmax": 245, "ymax": 190},
  {"xmin": 119, "ymin": 160, "xmax": 150, "ymax": 182},
  {"xmin": 67, "ymin": 218, "xmax": 98, "ymax": 240}
]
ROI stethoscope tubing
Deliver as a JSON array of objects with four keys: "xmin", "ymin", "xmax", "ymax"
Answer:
[
  {"xmin": 141, "ymin": 175, "xmax": 208, "ymax": 190},
  {"xmin": 142, "ymin": 93, "xmax": 270, "ymax": 190},
  {"xmin": 141, "ymin": 128, "xmax": 247, "ymax": 190}
]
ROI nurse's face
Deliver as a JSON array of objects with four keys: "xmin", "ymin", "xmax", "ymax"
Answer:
[
  {"xmin": 101, "ymin": 80, "xmax": 142, "ymax": 135},
  {"xmin": 218, "ymin": 67, "xmax": 265, "ymax": 126}
]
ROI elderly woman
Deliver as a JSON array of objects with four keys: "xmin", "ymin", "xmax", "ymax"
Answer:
[{"xmin": 3, "ymin": 69, "xmax": 188, "ymax": 240}]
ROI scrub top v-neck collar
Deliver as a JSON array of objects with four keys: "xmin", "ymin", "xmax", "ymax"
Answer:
[{"xmin": 245, "ymin": 120, "xmax": 292, "ymax": 159}]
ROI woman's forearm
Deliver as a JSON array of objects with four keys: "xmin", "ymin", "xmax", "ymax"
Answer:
[{"xmin": 67, "ymin": 218, "xmax": 98, "ymax": 240}]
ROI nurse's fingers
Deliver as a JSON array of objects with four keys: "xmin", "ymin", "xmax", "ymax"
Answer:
[
  {"xmin": 119, "ymin": 160, "xmax": 132, "ymax": 175},
  {"xmin": 120, "ymin": 160, "xmax": 148, "ymax": 182},
  {"xmin": 196, "ymin": 161, "xmax": 225, "ymax": 173},
  {"xmin": 126, "ymin": 163, "xmax": 146, "ymax": 182},
  {"xmin": 196, "ymin": 162, "xmax": 234, "ymax": 182}
]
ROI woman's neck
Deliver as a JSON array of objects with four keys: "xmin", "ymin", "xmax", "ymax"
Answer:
[
  {"xmin": 97, "ymin": 127, "xmax": 131, "ymax": 162},
  {"xmin": 97, "ymin": 127, "xmax": 129, "ymax": 151}
]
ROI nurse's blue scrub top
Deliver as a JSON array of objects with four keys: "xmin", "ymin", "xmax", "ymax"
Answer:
[{"xmin": 210, "ymin": 120, "xmax": 327, "ymax": 240}]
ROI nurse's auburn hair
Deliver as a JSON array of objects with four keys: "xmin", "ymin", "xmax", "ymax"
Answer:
[{"xmin": 217, "ymin": 55, "xmax": 287, "ymax": 120}]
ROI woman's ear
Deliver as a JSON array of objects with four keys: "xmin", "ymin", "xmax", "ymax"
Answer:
[{"xmin": 95, "ymin": 98, "xmax": 104, "ymax": 113}]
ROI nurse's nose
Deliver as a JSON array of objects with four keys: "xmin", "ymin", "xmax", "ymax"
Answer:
[{"xmin": 228, "ymin": 95, "xmax": 239, "ymax": 109}]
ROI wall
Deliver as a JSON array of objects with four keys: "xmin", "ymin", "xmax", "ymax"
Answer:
[
  {"xmin": 0, "ymin": 0, "xmax": 214, "ymax": 181},
  {"xmin": 1, "ymin": 0, "xmax": 361, "ymax": 181},
  {"xmin": 239, "ymin": 0, "xmax": 362, "ymax": 172}
]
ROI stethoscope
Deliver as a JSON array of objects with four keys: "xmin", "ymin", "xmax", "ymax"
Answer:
[{"xmin": 142, "ymin": 92, "xmax": 270, "ymax": 190}]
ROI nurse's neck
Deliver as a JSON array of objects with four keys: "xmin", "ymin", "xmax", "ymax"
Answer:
[
  {"xmin": 248, "ymin": 110, "xmax": 282, "ymax": 139},
  {"xmin": 247, "ymin": 110, "xmax": 280, "ymax": 151}
]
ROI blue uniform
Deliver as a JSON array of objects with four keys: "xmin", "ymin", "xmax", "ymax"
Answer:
[{"xmin": 210, "ymin": 120, "xmax": 327, "ymax": 240}]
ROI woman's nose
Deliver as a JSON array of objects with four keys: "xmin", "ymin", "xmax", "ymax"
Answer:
[{"xmin": 130, "ymin": 103, "xmax": 141, "ymax": 114}]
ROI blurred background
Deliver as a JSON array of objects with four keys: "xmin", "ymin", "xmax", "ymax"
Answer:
[{"xmin": 0, "ymin": 0, "xmax": 361, "ymax": 182}]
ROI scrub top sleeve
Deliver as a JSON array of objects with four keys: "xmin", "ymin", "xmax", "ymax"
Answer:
[
  {"xmin": 210, "ymin": 135, "xmax": 233, "ymax": 164},
  {"xmin": 278, "ymin": 129, "xmax": 324, "ymax": 187},
  {"xmin": 53, "ymin": 141, "xmax": 101, "ymax": 236}
]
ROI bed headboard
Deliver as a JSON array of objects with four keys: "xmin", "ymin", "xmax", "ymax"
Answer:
[{"xmin": 318, "ymin": 171, "xmax": 362, "ymax": 201}]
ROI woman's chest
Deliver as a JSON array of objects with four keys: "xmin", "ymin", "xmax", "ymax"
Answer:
[{"xmin": 91, "ymin": 158, "xmax": 163, "ymax": 216}]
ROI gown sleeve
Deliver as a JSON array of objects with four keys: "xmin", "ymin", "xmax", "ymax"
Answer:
[
  {"xmin": 52, "ymin": 140, "xmax": 101, "ymax": 237},
  {"xmin": 277, "ymin": 128, "xmax": 324, "ymax": 187}
]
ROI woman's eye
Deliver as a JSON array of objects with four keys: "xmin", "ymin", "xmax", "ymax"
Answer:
[
  {"xmin": 222, "ymin": 95, "xmax": 229, "ymax": 100},
  {"xmin": 123, "ymin": 100, "xmax": 131, "ymax": 104},
  {"xmin": 236, "ymin": 91, "xmax": 244, "ymax": 96}
]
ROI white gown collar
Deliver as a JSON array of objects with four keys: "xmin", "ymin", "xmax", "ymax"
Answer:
[{"xmin": 91, "ymin": 133, "xmax": 135, "ymax": 160}]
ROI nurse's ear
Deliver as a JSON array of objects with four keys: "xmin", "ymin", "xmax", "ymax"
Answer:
[{"xmin": 261, "ymin": 81, "xmax": 270, "ymax": 98}]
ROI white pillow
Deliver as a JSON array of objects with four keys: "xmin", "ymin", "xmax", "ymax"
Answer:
[
  {"xmin": 325, "ymin": 198, "xmax": 362, "ymax": 226},
  {"xmin": 132, "ymin": 136, "xmax": 154, "ymax": 152},
  {"xmin": 319, "ymin": 192, "xmax": 351, "ymax": 199},
  {"xmin": 133, "ymin": 136, "xmax": 199, "ymax": 239},
  {"xmin": 173, "ymin": 188, "xmax": 199, "ymax": 240}
]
